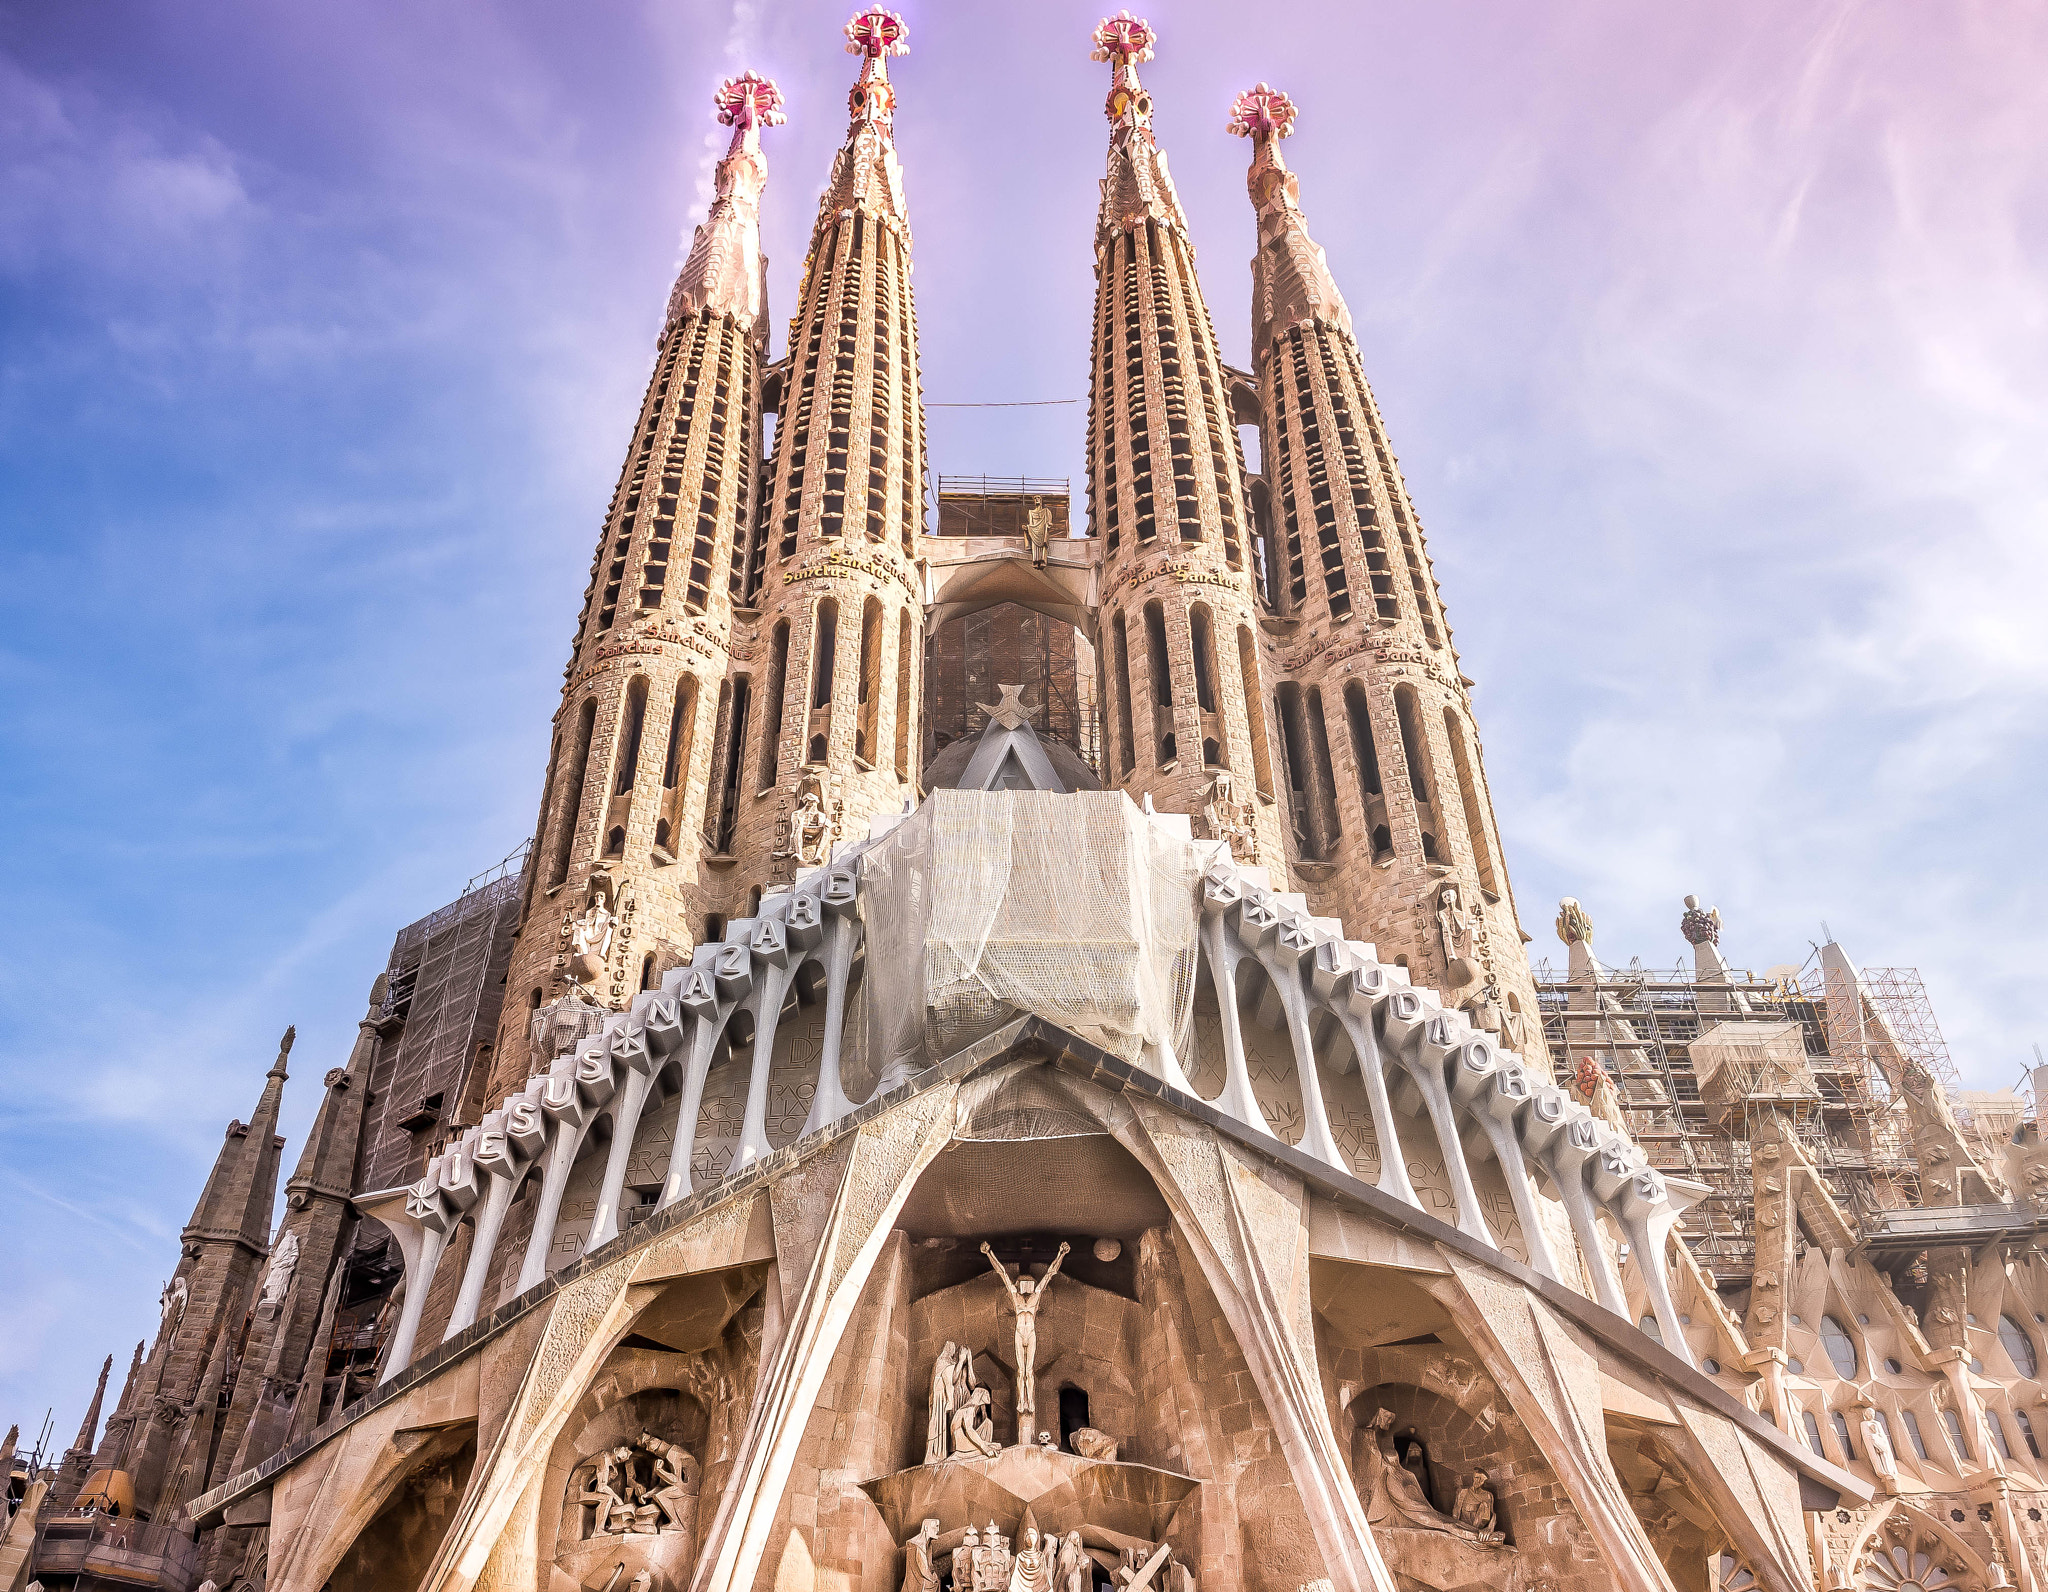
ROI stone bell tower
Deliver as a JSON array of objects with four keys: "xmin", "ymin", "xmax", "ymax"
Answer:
[
  {"xmin": 732, "ymin": 8, "xmax": 928, "ymax": 892},
  {"xmin": 1229, "ymin": 83, "xmax": 1541, "ymax": 1059},
  {"xmin": 1083, "ymin": 14, "xmax": 1286, "ymax": 875},
  {"xmin": 491, "ymin": 73, "xmax": 785, "ymax": 1093}
]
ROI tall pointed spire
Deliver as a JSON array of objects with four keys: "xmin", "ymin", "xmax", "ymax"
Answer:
[
  {"xmin": 187, "ymin": 1026, "xmax": 291, "ymax": 1255},
  {"xmin": 1082, "ymin": 15, "xmax": 1281, "ymax": 868},
  {"xmin": 1228, "ymin": 86, "xmax": 1543, "ymax": 1056},
  {"xmin": 49, "ymin": 1353, "xmax": 112, "ymax": 1504},
  {"xmin": 667, "ymin": 73, "xmax": 785, "ymax": 337},
  {"xmin": 732, "ymin": 6, "xmax": 928, "ymax": 889},
  {"xmin": 490, "ymin": 77, "xmax": 787, "ymax": 1088}
]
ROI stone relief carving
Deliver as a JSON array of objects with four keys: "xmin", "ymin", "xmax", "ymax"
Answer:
[
  {"xmin": 1357, "ymin": 1408, "xmax": 1508, "ymax": 1546},
  {"xmin": 573, "ymin": 1430, "xmax": 699, "ymax": 1540},
  {"xmin": 1201, "ymin": 772, "xmax": 1258, "ymax": 863},
  {"xmin": 258, "ymin": 1230, "xmax": 299, "ymax": 1311},
  {"xmin": 926, "ymin": 1340, "xmax": 984, "ymax": 1463},
  {"xmin": 776, "ymin": 770, "xmax": 840, "ymax": 868},
  {"xmin": 981, "ymin": 1240, "xmax": 1070, "ymax": 1434}
]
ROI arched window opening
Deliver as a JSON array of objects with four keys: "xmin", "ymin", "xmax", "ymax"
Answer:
[
  {"xmin": 640, "ymin": 953, "xmax": 658, "ymax": 992},
  {"xmin": 894, "ymin": 608, "xmax": 915, "ymax": 780},
  {"xmin": 1202, "ymin": 738, "xmax": 1221, "ymax": 767},
  {"xmin": 547, "ymin": 698, "xmax": 599, "ymax": 888},
  {"xmin": 748, "ymin": 885, "xmax": 763, "ymax": 916},
  {"xmin": 1443, "ymin": 708, "xmax": 1500, "ymax": 898},
  {"xmin": 1058, "ymin": 1387, "xmax": 1091, "ymax": 1454},
  {"xmin": 1275, "ymin": 683, "xmax": 1329, "ymax": 862},
  {"xmin": 1999, "ymin": 1314, "xmax": 2038, "ymax": 1378},
  {"xmin": 1142, "ymin": 600, "xmax": 1173, "ymax": 766},
  {"xmin": 1830, "ymin": 1412, "xmax": 1856, "ymax": 1461},
  {"xmin": 614, "ymin": 679, "xmax": 649, "ymax": 794},
  {"xmin": 705, "ymin": 913, "xmax": 726, "ymax": 943},
  {"xmin": 605, "ymin": 825, "xmax": 626, "ymax": 857},
  {"xmin": 1344, "ymin": 681, "xmax": 1391, "ymax": 861},
  {"xmin": 1111, "ymin": 612, "xmax": 1137, "ymax": 780},
  {"xmin": 855, "ymin": 596, "xmax": 883, "ymax": 765},
  {"xmin": 808, "ymin": 733, "xmax": 828, "ymax": 763},
  {"xmin": 1189, "ymin": 606, "xmax": 1217, "ymax": 712},
  {"xmin": 1818, "ymin": 1315, "xmax": 1858, "ymax": 1378},
  {"xmin": 1236, "ymin": 626, "xmax": 1273, "ymax": 800},
  {"xmin": 1393, "ymin": 684, "xmax": 1443, "ymax": 864},
  {"xmin": 1305, "ymin": 687, "xmax": 1340, "ymax": 846},
  {"xmin": 528, "ymin": 988, "xmax": 543, "ymax": 1011},
  {"xmin": 706, "ymin": 677, "xmax": 749, "ymax": 855},
  {"xmin": 655, "ymin": 676, "xmax": 699, "ymax": 861},
  {"xmin": 760, "ymin": 622, "xmax": 790, "ymax": 786},
  {"xmin": 812, "ymin": 598, "xmax": 838, "ymax": 710}
]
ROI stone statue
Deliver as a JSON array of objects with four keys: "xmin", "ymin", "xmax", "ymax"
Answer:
[
  {"xmin": 951, "ymin": 1385, "xmax": 1001, "ymax": 1458},
  {"xmin": 1860, "ymin": 1409, "xmax": 1898, "ymax": 1487},
  {"xmin": 1024, "ymin": 496, "xmax": 1053, "ymax": 567},
  {"xmin": 1398, "ymin": 1429, "xmax": 1435, "ymax": 1508},
  {"xmin": 981, "ymin": 1240, "xmax": 1070, "ymax": 1434},
  {"xmin": 926, "ymin": 1340, "xmax": 977, "ymax": 1462},
  {"xmin": 778, "ymin": 772, "xmax": 836, "ymax": 867},
  {"xmin": 1451, "ymin": 1469, "xmax": 1500, "ymax": 1539},
  {"xmin": 260, "ymin": 1230, "xmax": 300, "ymax": 1309},
  {"xmin": 1680, "ymin": 894, "xmax": 1722, "ymax": 946},
  {"xmin": 1070, "ymin": 1427, "xmax": 1118, "ymax": 1461},
  {"xmin": 580, "ymin": 1448, "xmax": 625, "ymax": 1538},
  {"xmin": 903, "ymin": 1518, "xmax": 942, "ymax": 1592},
  {"xmin": 567, "ymin": 886, "xmax": 616, "ymax": 991},
  {"xmin": 1054, "ymin": 1531, "xmax": 1091, "ymax": 1592},
  {"xmin": 1556, "ymin": 897, "xmax": 1593, "ymax": 947},
  {"xmin": 636, "ymin": 1431, "xmax": 697, "ymax": 1531},
  {"xmin": 1010, "ymin": 1526, "xmax": 1052, "ymax": 1592},
  {"xmin": 1357, "ymin": 1408, "xmax": 1501, "ymax": 1543},
  {"xmin": 158, "ymin": 1275, "xmax": 188, "ymax": 1335},
  {"xmin": 1434, "ymin": 883, "xmax": 1470, "ymax": 970},
  {"xmin": 971, "ymin": 1519, "xmax": 1013, "ymax": 1592},
  {"xmin": 1202, "ymin": 772, "xmax": 1257, "ymax": 863}
]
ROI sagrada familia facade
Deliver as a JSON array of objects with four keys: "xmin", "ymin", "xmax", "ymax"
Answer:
[{"xmin": 8, "ymin": 13, "xmax": 2047, "ymax": 1592}]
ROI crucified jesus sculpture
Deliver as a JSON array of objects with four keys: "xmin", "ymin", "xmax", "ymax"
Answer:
[{"xmin": 980, "ymin": 1241, "xmax": 1069, "ymax": 1437}]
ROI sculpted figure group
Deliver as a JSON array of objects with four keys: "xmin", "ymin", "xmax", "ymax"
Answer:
[
  {"xmin": 576, "ymin": 1431, "xmax": 699, "ymax": 1540},
  {"xmin": 903, "ymin": 1521, "xmax": 1179, "ymax": 1592},
  {"xmin": 1356, "ymin": 1408, "xmax": 1505, "ymax": 1546}
]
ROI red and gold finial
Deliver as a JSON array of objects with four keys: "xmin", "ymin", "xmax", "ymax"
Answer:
[
  {"xmin": 1090, "ymin": 11, "xmax": 1156, "ymax": 64},
  {"xmin": 843, "ymin": 9, "xmax": 908, "ymax": 127},
  {"xmin": 1092, "ymin": 12, "xmax": 1157, "ymax": 126},
  {"xmin": 844, "ymin": 9, "xmax": 909, "ymax": 59},
  {"xmin": 1227, "ymin": 82, "xmax": 1297, "ymax": 140},
  {"xmin": 715, "ymin": 72, "xmax": 786, "ymax": 134}
]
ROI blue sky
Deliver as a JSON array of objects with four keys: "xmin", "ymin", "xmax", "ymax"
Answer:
[{"xmin": 3, "ymin": 0, "xmax": 2043, "ymax": 1443}]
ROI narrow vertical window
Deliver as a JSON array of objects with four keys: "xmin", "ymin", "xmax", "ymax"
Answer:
[
  {"xmin": 1393, "ymin": 684, "xmax": 1443, "ymax": 863},
  {"xmin": 894, "ymin": 607, "xmax": 914, "ymax": 780},
  {"xmin": 1275, "ymin": 683, "xmax": 1323, "ymax": 861},
  {"xmin": 640, "ymin": 952, "xmax": 658, "ymax": 992},
  {"xmin": 1237, "ymin": 625, "xmax": 1273, "ymax": 800},
  {"xmin": 1189, "ymin": 605, "xmax": 1217, "ymax": 712},
  {"xmin": 548, "ymin": 699, "xmax": 599, "ymax": 887},
  {"xmin": 1345, "ymin": 681, "xmax": 1390, "ymax": 862},
  {"xmin": 1305, "ymin": 686, "xmax": 1341, "ymax": 845},
  {"xmin": 712, "ymin": 678, "xmax": 749, "ymax": 854},
  {"xmin": 1940, "ymin": 1407, "xmax": 1971, "ymax": 1461},
  {"xmin": 1142, "ymin": 600, "xmax": 1173, "ymax": 765},
  {"xmin": 1111, "ymin": 611, "xmax": 1137, "ymax": 779},
  {"xmin": 1442, "ymin": 709, "xmax": 1500, "ymax": 896},
  {"xmin": 760, "ymin": 621, "xmax": 790, "ymax": 787},
  {"xmin": 655, "ymin": 676, "xmax": 698, "ymax": 856},
  {"xmin": 614, "ymin": 678, "xmax": 649, "ymax": 794},
  {"xmin": 856, "ymin": 597, "xmax": 883, "ymax": 764},
  {"xmin": 812, "ymin": 599, "xmax": 838, "ymax": 709}
]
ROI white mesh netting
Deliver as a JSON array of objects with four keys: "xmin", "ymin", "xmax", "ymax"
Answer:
[{"xmin": 858, "ymin": 789, "xmax": 1200, "ymax": 1078}]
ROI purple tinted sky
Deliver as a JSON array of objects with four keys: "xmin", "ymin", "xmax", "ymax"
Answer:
[{"xmin": 3, "ymin": 0, "xmax": 2043, "ymax": 1438}]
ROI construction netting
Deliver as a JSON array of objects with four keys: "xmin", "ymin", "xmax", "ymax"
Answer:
[
  {"xmin": 858, "ymin": 788, "xmax": 1200, "ymax": 1080},
  {"xmin": 1691, "ymin": 1018, "xmax": 1819, "ymax": 1119}
]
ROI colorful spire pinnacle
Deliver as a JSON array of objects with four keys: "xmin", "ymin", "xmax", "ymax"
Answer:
[
  {"xmin": 1091, "ymin": 12, "xmax": 1156, "ymax": 128},
  {"xmin": 844, "ymin": 9, "xmax": 909, "ymax": 127},
  {"xmin": 668, "ymin": 72, "xmax": 783, "ymax": 333},
  {"xmin": 1226, "ymin": 82, "xmax": 1297, "ymax": 140}
]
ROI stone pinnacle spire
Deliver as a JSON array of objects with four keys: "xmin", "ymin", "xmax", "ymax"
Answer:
[
  {"xmin": 1091, "ymin": 12, "xmax": 1191, "ymax": 239},
  {"xmin": 1227, "ymin": 83, "xmax": 1352, "ymax": 353},
  {"xmin": 665, "ymin": 72, "xmax": 784, "ymax": 339},
  {"xmin": 49, "ymin": 1352, "xmax": 112, "ymax": 1503},
  {"xmin": 187, "ymin": 1027, "xmax": 292, "ymax": 1255}
]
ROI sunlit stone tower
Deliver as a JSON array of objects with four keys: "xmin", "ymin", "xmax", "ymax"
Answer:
[
  {"xmin": 1084, "ymin": 14, "xmax": 1287, "ymax": 871},
  {"xmin": 492, "ymin": 74, "xmax": 785, "ymax": 1090},
  {"xmin": 1230, "ymin": 84, "xmax": 1541, "ymax": 1056},
  {"xmin": 737, "ymin": 8, "xmax": 927, "ymax": 888}
]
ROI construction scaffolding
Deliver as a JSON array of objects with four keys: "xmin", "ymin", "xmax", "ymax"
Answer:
[{"xmin": 1533, "ymin": 960, "xmax": 1921, "ymax": 1283}]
